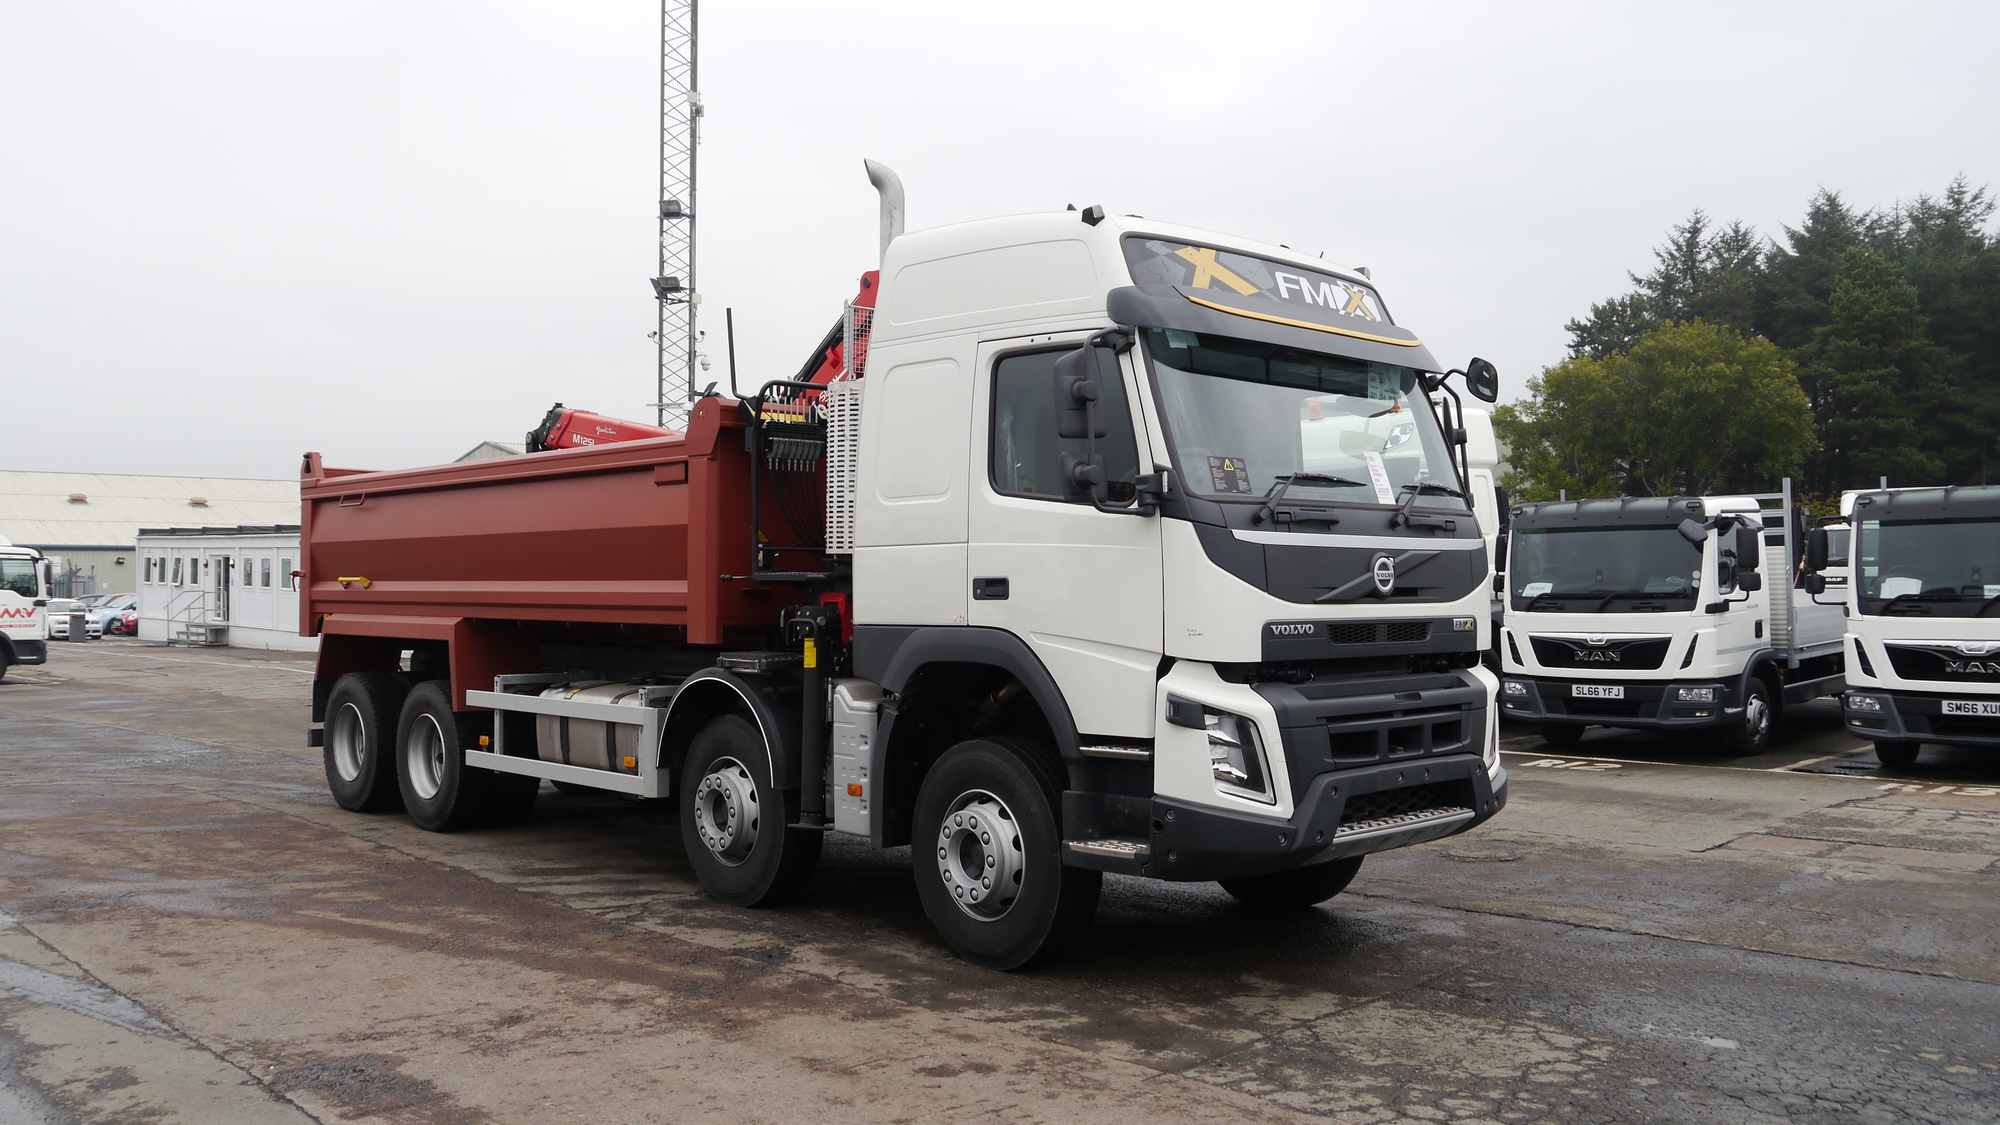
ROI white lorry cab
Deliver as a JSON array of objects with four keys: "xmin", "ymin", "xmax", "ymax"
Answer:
[
  {"xmin": 0, "ymin": 535, "xmax": 52, "ymax": 681},
  {"xmin": 1810, "ymin": 485, "xmax": 2000, "ymax": 768},
  {"xmin": 1499, "ymin": 482, "xmax": 1845, "ymax": 755}
]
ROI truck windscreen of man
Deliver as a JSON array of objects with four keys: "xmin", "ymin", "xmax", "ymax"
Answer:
[
  {"xmin": 1856, "ymin": 516, "xmax": 2000, "ymax": 616},
  {"xmin": 1510, "ymin": 526, "xmax": 1702, "ymax": 611}
]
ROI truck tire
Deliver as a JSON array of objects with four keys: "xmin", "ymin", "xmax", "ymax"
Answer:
[
  {"xmin": 679, "ymin": 714, "xmax": 821, "ymax": 907},
  {"xmin": 324, "ymin": 672, "xmax": 407, "ymax": 813},
  {"xmin": 396, "ymin": 681, "xmax": 497, "ymax": 832},
  {"xmin": 1719, "ymin": 678, "xmax": 1774, "ymax": 757},
  {"xmin": 1873, "ymin": 741, "xmax": 1921, "ymax": 770},
  {"xmin": 912, "ymin": 736, "xmax": 1101, "ymax": 971},
  {"xmin": 1540, "ymin": 722, "xmax": 1585, "ymax": 749},
  {"xmin": 1220, "ymin": 855, "xmax": 1365, "ymax": 909}
]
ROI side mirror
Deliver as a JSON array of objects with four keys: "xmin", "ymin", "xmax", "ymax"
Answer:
[
  {"xmin": 1738, "ymin": 571, "xmax": 1764, "ymax": 592},
  {"xmin": 1805, "ymin": 527, "xmax": 1829, "ymax": 571},
  {"xmin": 1736, "ymin": 525, "xmax": 1762, "ymax": 569},
  {"xmin": 1677, "ymin": 519, "xmax": 1708, "ymax": 547},
  {"xmin": 1804, "ymin": 573, "xmax": 1827, "ymax": 595},
  {"xmin": 1464, "ymin": 357, "xmax": 1499, "ymax": 403},
  {"xmin": 1494, "ymin": 486, "xmax": 1510, "ymax": 528},
  {"xmin": 1053, "ymin": 346, "xmax": 1105, "ymax": 439}
]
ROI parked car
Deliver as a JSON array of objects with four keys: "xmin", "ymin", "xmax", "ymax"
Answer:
[
  {"xmin": 108, "ymin": 608, "xmax": 139, "ymax": 636},
  {"xmin": 45, "ymin": 599, "xmax": 102, "ymax": 640},
  {"xmin": 87, "ymin": 594, "xmax": 137, "ymax": 634}
]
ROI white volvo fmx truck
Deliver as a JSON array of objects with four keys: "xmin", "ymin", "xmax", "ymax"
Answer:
[
  {"xmin": 1813, "ymin": 485, "xmax": 2000, "ymax": 767},
  {"xmin": 301, "ymin": 174, "xmax": 1510, "ymax": 968},
  {"xmin": 1498, "ymin": 482, "xmax": 1845, "ymax": 754}
]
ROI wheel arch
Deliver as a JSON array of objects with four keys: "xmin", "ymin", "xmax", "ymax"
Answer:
[
  {"xmin": 660, "ymin": 669, "xmax": 799, "ymax": 791},
  {"xmin": 853, "ymin": 626, "xmax": 1082, "ymax": 848}
]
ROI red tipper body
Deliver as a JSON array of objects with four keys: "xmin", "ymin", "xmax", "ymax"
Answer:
[{"xmin": 298, "ymin": 397, "xmax": 803, "ymax": 708}]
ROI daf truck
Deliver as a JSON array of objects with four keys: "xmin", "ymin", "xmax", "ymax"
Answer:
[
  {"xmin": 301, "ymin": 170, "xmax": 1510, "ymax": 968},
  {"xmin": 0, "ymin": 536, "xmax": 52, "ymax": 681},
  {"xmin": 1498, "ymin": 482, "xmax": 1845, "ymax": 754},
  {"xmin": 1813, "ymin": 485, "xmax": 2000, "ymax": 767}
]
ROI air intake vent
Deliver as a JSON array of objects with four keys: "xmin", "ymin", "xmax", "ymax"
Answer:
[
  {"xmin": 1328, "ymin": 622, "xmax": 1432, "ymax": 645},
  {"xmin": 821, "ymin": 381, "xmax": 862, "ymax": 554}
]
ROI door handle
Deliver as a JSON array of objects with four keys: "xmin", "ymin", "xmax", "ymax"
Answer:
[{"xmin": 972, "ymin": 576, "xmax": 1010, "ymax": 601}]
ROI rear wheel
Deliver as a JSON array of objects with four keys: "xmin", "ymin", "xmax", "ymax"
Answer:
[
  {"xmin": 395, "ymin": 681, "xmax": 506, "ymax": 832},
  {"xmin": 1719, "ymin": 678, "xmax": 1774, "ymax": 756},
  {"xmin": 1874, "ymin": 740, "xmax": 1921, "ymax": 770},
  {"xmin": 1220, "ymin": 855, "xmax": 1365, "ymax": 909},
  {"xmin": 323, "ymin": 672, "xmax": 407, "ymax": 812},
  {"xmin": 679, "ymin": 714, "xmax": 821, "ymax": 906},
  {"xmin": 1540, "ymin": 722, "xmax": 1585, "ymax": 749},
  {"xmin": 913, "ymin": 736, "xmax": 1100, "ymax": 971}
]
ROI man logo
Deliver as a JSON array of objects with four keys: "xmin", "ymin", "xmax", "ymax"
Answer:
[
  {"xmin": 1372, "ymin": 555, "xmax": 1396, "ymax": 597},
  {"xmin": 1945, "ymin": 660, "xmax": 2000, "ymax": 675}
]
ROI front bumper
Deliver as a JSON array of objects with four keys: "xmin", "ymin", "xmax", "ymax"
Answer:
[
  {"xmin": 7, "ymin": 639, "xmax": 47, "ymax": 665},
  {"xmin": 1127, "ymin": 754, "xmax": 1506, "ymax": 882},
  {"xmin": 1500, "ymin": 676, "xmax": 1735, "ymax": 730},
  {"xmin": 1843, "ymin": 690, "xmax": 2000, "ymax": 747}
]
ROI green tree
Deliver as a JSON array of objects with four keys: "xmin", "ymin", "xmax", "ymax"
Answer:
[
  {"xmin": 1565, "ymin": 211, "xmax": 1761, "ymax": 359},
  {"xmin": 1794, "ymin": 250, "xmax": 1948, "ymax": 494},
  {"xmin": 1499, "ymin": 320, "xmax": 1818, "ymax": 501}
]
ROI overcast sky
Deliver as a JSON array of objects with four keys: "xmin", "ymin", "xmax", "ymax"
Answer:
[{"xmin": 4, "ymin": 1, "xmax": 1996, "ymax": 481}]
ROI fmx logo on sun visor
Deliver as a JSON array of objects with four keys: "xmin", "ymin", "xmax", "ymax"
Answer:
[{"xmin": 1123, "ymin": 239, "xmax": 1389, "ymax": 324}]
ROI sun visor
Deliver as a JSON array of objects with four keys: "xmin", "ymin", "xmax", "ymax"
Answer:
[{"xmin": 1107, "ymin": 284, "xmax": 1443, "ymax": 372}]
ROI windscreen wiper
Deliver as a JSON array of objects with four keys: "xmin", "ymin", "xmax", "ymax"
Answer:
[
  {"xmin": 1390, "ymin": 482, "xmax": 1465, "ymax": 529},
  {"xmin": 1592, "ymin": 590, "xmax": 1677, "ymax": 613},
  {"xmin": 1254, "ymin": 473, "xmax": 1362, "ymax": 525},
  {"xmin": 1977, "ymin": 592, "xmax": 2000, "ymax": 617}
]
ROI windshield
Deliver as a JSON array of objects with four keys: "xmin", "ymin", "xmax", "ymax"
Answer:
[
  {"xmin": 47, "ymin": 600, "xmax": 83, "ymax": 613},
  {"xmin": 1, "ymin": 560, "xmax": 36, "ymax": 600},
  {"xmin": 1509, "ymin": 525, "xmax": 1703, "ymax": 611},
  {"xmin": 1856, "ymin": 516, "xmax": 2000, "ymax": 616},
  {"xmin": 1143, "ymin": 328, "xmax": 1466, "ymax": 510}
]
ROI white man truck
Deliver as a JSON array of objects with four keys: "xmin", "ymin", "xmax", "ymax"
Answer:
[
  {"xmin": 1811, "ymin": 485, "xmax": 2000, "ymax": 768},
  {"xmin": 1498, "ymin": 482, "xmax": 1845, "ymax": 754},
  {"xmin": 301, "ymin": 172, "xmax": 1510, "ymax": 969},
  {"xmin": 0, "ymin": 536, "xmax": 52, "ymax": 681}
]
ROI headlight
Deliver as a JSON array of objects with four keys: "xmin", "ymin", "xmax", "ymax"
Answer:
[
  {"xmin": 1846, "ymin": 695, "xmax": 1883, "ymax": 712},
  {"xmin": 1675, "ymin": 687, "xmax": 1717, "ymax": 702},
  {"xmin": 1503, "ymin": 680, "xmax": 1530, "ymax": 697},
  {"xmin": 1205, "ymin": 710, "xmax": 1275, "ymax": 804}
]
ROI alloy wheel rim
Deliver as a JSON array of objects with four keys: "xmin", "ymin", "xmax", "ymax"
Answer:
[
  {"xmin": 1746, "ymin": 695, "xmax": 1770, "ymax": 742},
  {"xmin": 406, "ymin": 714, "xmax": 446, "ymax": 800},
  {"xmin": 936, "ymin": 789, "xmax": 1026, "ymax": 922},
  {"xmin": 693, "ymin": 757, "xmax": 760, "ymax": 866},
  {"xmin": 329, "ymin": 702, "xmax": 365, "ymax": 782}
]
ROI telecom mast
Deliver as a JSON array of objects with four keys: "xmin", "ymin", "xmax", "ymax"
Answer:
[{"xmin": 651, "ymin": 0, "xmax": 699, "ymax": 427}]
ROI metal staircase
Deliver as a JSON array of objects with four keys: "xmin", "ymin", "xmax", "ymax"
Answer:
[{"xmin": 166, "ymin": 591, "xmax": 228, "ymax": 647}]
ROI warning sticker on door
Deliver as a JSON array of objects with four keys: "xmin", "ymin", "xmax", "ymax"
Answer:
[
  {"xmin": 1209, "ymin": 457, "xmax": 1252, "ymax": 494},
  {"xmin": 1362, "ymin": 451, "xmax": 1396, "ymax": 504}
]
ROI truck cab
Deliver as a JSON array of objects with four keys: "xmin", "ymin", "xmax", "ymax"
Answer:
[
  {"xmin": 1824, "ymin": 485, "xmax": 2000, "ymax": 767},
  {"xmin": 0, "ymin": 536, "xmax": 52, "ymax": 680},
  {"xmin": 1498, "ymin": 487, "xmax": 1845, "ymax": 754}
]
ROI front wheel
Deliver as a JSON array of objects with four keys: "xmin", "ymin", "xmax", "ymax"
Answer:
[
  {"xmin": 912, "ymin": 736, "xmax": 1100, "ymax": 971},
  {"xmin": 1874, "ymin": 740, "xmax": 1921, "ymax": 770},
  {"xmin": 1220, "ymin": 855, "xmax": 1365, "ymax": 909},
  {"xmin": 1719, "ymin": 678, "xmax": 1774, "ymax": 757},
  {"xmin": 679, "ymin": 714, "xmax": 820, "ymax": 906}
]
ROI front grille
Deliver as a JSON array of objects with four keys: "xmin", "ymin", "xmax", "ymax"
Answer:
[
  {"xmin": 1327, "ymin": 707, "xmax": 1474, "ymax": 765},
  {"xmin": 1530, "ymin": 636, "xmax": 1671, "ymax": 670},
  {"xmin": 1929, "ymin": 716, "xmax": 2000, "ymax": 740},
  {"xmin": 1327, "ymin": 622, "xmax": 1432, "ymax": 645},
  {"xmin": 1886, "ymin": 646, "xmax": 2000, "ymax": 684},
  {"xmin": 1341, "ymin": 782, "xmax": 1453, "ymax": 826}
]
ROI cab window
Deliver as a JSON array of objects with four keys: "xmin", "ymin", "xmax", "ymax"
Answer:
[{"xmin": 989, "ymin": 347, "xmax": 1140, "ymax": 503}]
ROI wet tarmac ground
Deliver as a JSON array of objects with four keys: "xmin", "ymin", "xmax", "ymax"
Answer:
[{"xmin": 0, "ymin": 640, "xmax": 1994, "ymax": 1123}]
